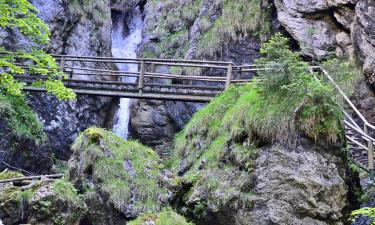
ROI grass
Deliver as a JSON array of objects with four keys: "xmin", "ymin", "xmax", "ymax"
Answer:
[
  {"xmin": 128, "ymin": 208, "xmax": 194, "ymax": 225},
  {"xmin": 68, "ymin": 0, "xmax": 109, "ymax": 24},
  {"xmin": 165, "ymin": 34, "xmax": 350, "ymax": 218},
  {"xmin": 149, "ymin": 0, "xmax": 271, "ymax": 59},
  {"xmin": 69, "ymin": 128, "xmax": 169, "ymax": 215},
  {"xmin": 0, "ymin": 92, "xmax": 45, "ymax": 145}
]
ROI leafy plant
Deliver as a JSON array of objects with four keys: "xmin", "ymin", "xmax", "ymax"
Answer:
[
  {"xmin": 0, "ymin": 0, "xmax": 76, "ymax": 100},
  {"xmin": 350, "ymin": 207, "xmax": 375, "ymax": 224}
]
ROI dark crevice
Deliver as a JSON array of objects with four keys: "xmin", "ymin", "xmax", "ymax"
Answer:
[{"xmin": 328, "ymin": 7, "xmax": 351, "ymax": 33}]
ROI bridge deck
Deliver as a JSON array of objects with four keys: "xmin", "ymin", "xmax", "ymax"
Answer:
[{"xmin": 12, "ymin": 54, "xmax": 260, "ymax": 101}]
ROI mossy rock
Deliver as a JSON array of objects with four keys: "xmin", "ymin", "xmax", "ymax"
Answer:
[
  {"xmin": 68, "ymin": 128, "xmax": 171, "ymax": 223},
  {"xmin": 0, "ymin": 178, "xmax": 85, "ymax": 225},
  {"xmin": 128, "ymin": 208, "xmax": 194, "ymax": 225}
]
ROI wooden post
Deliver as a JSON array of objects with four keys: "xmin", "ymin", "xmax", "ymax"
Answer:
[
  {"xmin": 225, "ymin": 63, "xmax": 233, "ymax": 90},
  {"xmin": 138, "ymin": 59, "xmax": 145, "ymax": 95},
  {"xmin": 59, "ymin": 57, "xmax": 65, "ymax": 80},
  {"xmin": 150, "ymin": 63, "xmax": 156, "ymax": 73},
  {"xmin": 365, "ymin": 124, "xmax": 375, "ymax": 180}
]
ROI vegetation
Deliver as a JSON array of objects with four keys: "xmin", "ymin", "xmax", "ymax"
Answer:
[
  {"xmin": 128, "ymin": 208, "xmax": 194, "ymax": 225},
  {"xmin": 69, "ymin": 128, "xmax": 169, "ymax": 215},
  {"xmin": 350, "ymin": 207, "xmax": 375, "ymax": 224},
  {"xmin": 0, "ymin": 0, "xmax": 75, "ymax": 100},
  {"xmin": 167, "ymin": 33, "xmax": 349, "ymax": 218},
  {"xmin": 0, "ymin": 92, "xmax": 45, "ymax": 144},
  {"xmin": 147, "ymin": 0, "xmax": 271, "ymax": 59},
  {"xmin": 68, "ymin": 0, "xmax": 109, "ymax": 24}
]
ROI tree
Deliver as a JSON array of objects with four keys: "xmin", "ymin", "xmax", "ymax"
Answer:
[{"xmin": 0, "ymin": 0, "xmax": 76, "ymax": 100}]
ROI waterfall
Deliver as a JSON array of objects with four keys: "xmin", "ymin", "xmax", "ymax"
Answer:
[{"xmin": 112, "ymin": 8, "xmax": 143, "ymax": 139}]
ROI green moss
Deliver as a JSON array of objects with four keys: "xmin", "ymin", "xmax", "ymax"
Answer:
[
  {"xmin": 70, "ymin": 128, "xmax": 168, "ymax": 214},
  {"xmin": 0, "ymin": 170, "xmax": 24, "ymax": 180},
  {"xmin": 128, "ymin": 208, "xmax": 194, "ymax": 225},
  {"xmin": 52, "ymin": 179, "xmax": 82, "ymax": 204},
  {"xmin": 0, "ymin": 92, "xmax": 45, "ymax": 145}
]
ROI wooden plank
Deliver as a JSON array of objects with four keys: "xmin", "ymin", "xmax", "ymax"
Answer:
[{"xmin": 23, "ymin": 87, "xmax": 214, "ymax": 102}]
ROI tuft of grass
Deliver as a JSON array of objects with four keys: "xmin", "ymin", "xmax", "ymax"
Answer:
[
  {"xmin": 69, "ymin": 128, "xmax": 169, "ymax": 215},
  {"xmin": 0, "ymin": 92, "xmax": 45, "ymax": 145},
  {"xmin": 149, "ymin": 0, "xmax": 271, "ymax": 59},
  {"xmin": 128, "ymin": 208, "xmax": 194, "ymax": 225},
  {"xmin": 68, "ymin": 0, "xmax": 109, "ymax": 24}
]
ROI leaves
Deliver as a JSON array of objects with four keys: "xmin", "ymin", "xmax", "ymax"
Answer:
[{"xmin": 0, "ymin": 0, "xmax": 76, "ymax": 100}]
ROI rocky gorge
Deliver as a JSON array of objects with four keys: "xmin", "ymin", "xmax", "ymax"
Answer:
[{"xmin": 1, "ymin": 0, "xmax": 375, "ymax": 224}]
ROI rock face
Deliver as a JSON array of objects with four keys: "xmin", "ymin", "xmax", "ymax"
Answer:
[
  {"xmin": 0, "ymin": 121, "xmax": 52, "ymax": 174},
  {"xmin": 174, "ymin": 139, "xmax": 357, "ymax": 225},
  {"xmin": 273, "ymin": 0, "xmax": 375, "ymax": 84},
  {"xmin": 246, "ymin": 142, "xmax": 351, "ymax": 224}
]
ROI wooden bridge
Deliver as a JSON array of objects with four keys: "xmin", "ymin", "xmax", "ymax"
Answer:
[
  {"xmin": 15, "ymin": 55, "xmax": 261, "ymax": 102},
  {"xmin": 3, "ymin": 53, "xmax": 375, "ymax": 179}
]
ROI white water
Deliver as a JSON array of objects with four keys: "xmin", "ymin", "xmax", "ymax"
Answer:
[{"xmin": 112, "ymin": 8, "xmax": 143, "ymax": 139}]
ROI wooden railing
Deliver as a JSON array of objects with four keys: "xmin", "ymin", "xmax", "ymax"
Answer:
[
  {"xmin": 7, "ymin": 54, "xmax": 263, "ymax": 101},
  {"xmin": 312, "ymin": 66, "xmax": 375, "ymax": 179}
]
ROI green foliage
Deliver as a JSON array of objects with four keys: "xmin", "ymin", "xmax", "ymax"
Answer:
[
  {"xmin": 150, "ymin": 0, "xmax": 271, "ymax": 59},
  {"xmin": 168, "ymin": 33, "xmax": 348, "ymax": 218},
  {"xmin": 350, "ymin": 207, "xmax": 375, "ymax": 224},
  {"xmin": 0, "ymin": 92, "xmax": 45, "ymax": 144},
  {"xmin": 68, "ymin": 0, "xmax": 109, "ymax": 24},
  {"xmin": 52, "ymin": 179, "xmax": 82, "ymax": 204},
  {"xmin": 70, "ymin": 128, "xmax": 168, "ymax": 215},
  {"xmin": 128, "ymin": 208, "xmax": 194, "ymax": 225},
  {"xmin": 0, "ymin": 0, "xmax": 75, "ymax": 100},
  {"xmin": 253, "ymin": 33, "xmax": 343, "ymax": 143},
  {"xmin": 0, "ymin": 170, "xmax": 24, "ymax": 180},
  {"xmin": 322, "ymin": 57, "xmax": 362, "ymax": 99},
  {"xmin": 0, "ymin": 0, "xmax": 49, "ymax": 44}
]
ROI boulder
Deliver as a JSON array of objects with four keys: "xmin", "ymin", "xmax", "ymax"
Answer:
[{"xmin": 67, "ymin": 128, "xmax": 172, "ymax": 224}]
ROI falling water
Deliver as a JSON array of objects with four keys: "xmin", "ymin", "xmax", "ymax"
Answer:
[{"xmin": 112, "ymin": 8, "xmax": 143, "ymax": 139}]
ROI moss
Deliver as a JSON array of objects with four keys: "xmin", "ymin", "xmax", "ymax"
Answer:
[
  {"xmin": 168, "ymin": 34, "xmax": 349, "ymax": 219},
  {"xmin": 0, "ymin": 92, "xmax": 45, "ymax": 144},
  {"xmin": 52, "ymin": 179, "xmax": 82, "ymax": 204},
  {"xmin": 128, "ymin": 208, "xmax": 194, "ymax": 225},
  {"xmin": 0, "ymin": 170, "xmax": 24, "ymax": 180},
  {"xmin": 70, "ymin": 128, "xmax": 168, "ymax": 215}
]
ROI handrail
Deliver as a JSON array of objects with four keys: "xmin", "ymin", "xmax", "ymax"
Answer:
[
  {"xmin": 312, "ymin": 66, "xmax": 375, "ymax": 178},
  {"xmin": 311, "ymin": 66, "xmax": 375, "ymax": 130}
]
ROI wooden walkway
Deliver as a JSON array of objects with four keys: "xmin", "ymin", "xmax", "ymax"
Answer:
[
  {"xmin": 313, "ymin": 66, "xmax": 375, "ymax": 179},
  {"xmin": 15, "ymin": 55, "xmax": 261, "ymax": 102}
]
